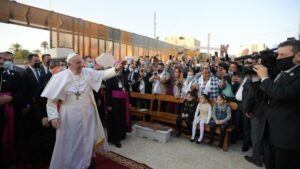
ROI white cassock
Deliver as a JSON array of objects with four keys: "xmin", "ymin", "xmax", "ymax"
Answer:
[{"xmin": 41, "ymin": 67, "xmax": 117, "ymax": 169}]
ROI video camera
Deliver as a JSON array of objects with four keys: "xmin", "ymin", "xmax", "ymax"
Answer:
[{"xmin": 235, "ymin": 48, "xmax": 279, "ymax": 78}]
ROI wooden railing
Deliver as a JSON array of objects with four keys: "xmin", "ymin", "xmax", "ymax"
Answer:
[{"xmin": 129, "ymin": 92, "xmax": 238, "ymax": 151}]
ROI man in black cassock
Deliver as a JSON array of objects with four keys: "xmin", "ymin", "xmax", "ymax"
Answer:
[
  {"xmin": 0, "ymin": 53, "xmax": 22, "ymax": 168},
  {"xmin": 106, "ymin": 64, "xmax": 131, "ymax": 148}
]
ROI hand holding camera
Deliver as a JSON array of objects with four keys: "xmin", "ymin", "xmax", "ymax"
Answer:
[{"xmin": 253, "ymin": 64, "xmax": 268, "ymax": 79}]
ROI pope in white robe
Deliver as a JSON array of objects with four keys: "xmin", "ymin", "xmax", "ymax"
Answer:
[{"xmin": 41, "ymin": 53, "xmax": 124, "ymax": 169}]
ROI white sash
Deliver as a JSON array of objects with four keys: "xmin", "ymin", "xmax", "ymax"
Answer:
[{"xmin": 198, "ymin": 77, "xmax": 211, "ymax": 95}]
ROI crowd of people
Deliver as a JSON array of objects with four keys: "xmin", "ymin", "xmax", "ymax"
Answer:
[{"xmin": 0, "ymin": 39, "xmax": 299, "ymax": 169}]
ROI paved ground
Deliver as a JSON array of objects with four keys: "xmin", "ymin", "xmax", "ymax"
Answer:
[{"xmin": 108, "ymin": 129, "xmax": 262, "ymax": 169}]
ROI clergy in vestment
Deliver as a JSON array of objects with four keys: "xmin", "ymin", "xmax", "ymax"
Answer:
[
  {"xmin": 106, "ymin": 61, "xmax": 132, "ymax": 148},
  {"xmin": 0, "ymin": 53, "xmax": 22, "ymax": 169},
  {"xmin": 41, "ymin": 53, "xmax": 123, "ymax": 169}
]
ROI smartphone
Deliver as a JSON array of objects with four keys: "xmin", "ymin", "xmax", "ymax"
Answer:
[{"xmin": 214, "ymin": 51, "xmax": 218, "ymax": 57}]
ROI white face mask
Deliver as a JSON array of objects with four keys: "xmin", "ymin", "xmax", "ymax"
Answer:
[
  {"xmin": 252, "ymin": 76, "xmax": 260, "ymax": 82},
  {"xmin": 4, "ymin": 61, "xmax": 13, "ymax": 70},
  {"xmin": 186, "ymin": 75, "xmax": 193, "ymax": 81}
]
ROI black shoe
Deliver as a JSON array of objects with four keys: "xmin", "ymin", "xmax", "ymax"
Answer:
[
  {"xmin": 114, "ymin": 142, "xmax": 122, "ymax": 148},
  {"xmin": 176, "ymin": 132, "xmax": 181, "ymax": 137},
  {"xmin": 196, "ymin": 140, "xmax": 202, "ymax": 144},
  {"xmin": 242, "ymin": 145, "xmax": 251, "ymax": 152},
  {"xmin": 190, "ymin": 138, "xmax": 195, "ymax": 142},
  {"xmin": 244, "ymin": 156, "xmax": 263, "ymax": 167}
]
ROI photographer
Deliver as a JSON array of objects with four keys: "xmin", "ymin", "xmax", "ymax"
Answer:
[
  {"xmin": 149, "ymin": 63, "xmax": 170, "ymax": 95},
  {"xmin": 253, "ymin": 40, "xmax": 300, "ymax": 169}
]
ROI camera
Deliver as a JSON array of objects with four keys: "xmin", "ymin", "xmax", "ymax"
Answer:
[{"xmin": 235, "ymin": 48, "xmax": 279, "ymax": 78}]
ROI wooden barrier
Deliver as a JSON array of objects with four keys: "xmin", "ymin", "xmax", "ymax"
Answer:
[
  {"xmin": 129, "ymin": 92, "xmax": 238, "ymax": 151},
  {"xmin": 130, "ymin": 92, "xmax": 155, "ymax": 121},
  {"xmin": 149, "ymin": 94, "xmax": 183, "ymax": 124}
]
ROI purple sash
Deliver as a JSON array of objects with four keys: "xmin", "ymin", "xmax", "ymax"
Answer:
[
  {"xmin": 0, "ymin": 92, "xmax": 15, "ymax": 160},
  {"xmin": 111, "ymin": 90, "xmax": 132, "ymax": 132}
]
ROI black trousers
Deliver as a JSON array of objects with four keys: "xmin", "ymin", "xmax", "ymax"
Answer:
[
  {"xmin": 242, "ymin": 110, "xmax": 251, "ymax": 147},
  {"xmin": 232, "ymin": 102, "xmax": 243, "ymax": 140},
  {"xmin": 264, "ymin": 142, "xmax": 300, "ymax": 169},
  {"xmin": 210, "ymin": 122, "xmax": 228, "ymax": 146},
  {"xmin": 250, "ymin": 117, "xmax": 265, "ymax": 161},
  {"xmin": 176, "ymin": 115, "xmax": 192, "ymax": 134},
  {"xmin": 263, "ymin": 122, "xmax": 300, "ymax": 169}
]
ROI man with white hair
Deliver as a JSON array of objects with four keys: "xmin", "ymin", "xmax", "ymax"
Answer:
[{"xmin": 41, "ymin": 53, "xmax": 124, "ymax": 169}]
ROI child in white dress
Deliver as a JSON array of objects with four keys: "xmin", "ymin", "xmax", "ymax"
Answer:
[{"xmin": 191, "ymin": 94, "xmax": 212, "ymax": 144}]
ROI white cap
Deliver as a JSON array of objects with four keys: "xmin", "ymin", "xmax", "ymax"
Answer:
[{"xmin": 66, "ymin": 53, "xmax": 78, "ymax": 63}]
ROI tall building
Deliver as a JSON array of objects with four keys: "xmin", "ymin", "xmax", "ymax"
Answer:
[{"xmin": 165, "ymin": 36, "xmax": 200, "ymax": 51}]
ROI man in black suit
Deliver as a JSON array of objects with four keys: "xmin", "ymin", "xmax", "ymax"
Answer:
[
  {"xmin": 253, "ymin": 40, "xmax": 300, "ymax": 169},
  {"xmin": 127, "ymin": 62, "xmax": 139, "ymax": 108},
  {"xmin": 41, "ymin": 54, "xmax": 52, "ymax": 76},
  {"xmin": 127, "ymin": 62, "xmax": 139, "ymax": 92},
  {"xmin": 24, "ymin": 54, "xmax": 45, "ymax": 109},
  {"xmin": 22, "ymin": 53, "xmax": 46, "ymax": 166}
]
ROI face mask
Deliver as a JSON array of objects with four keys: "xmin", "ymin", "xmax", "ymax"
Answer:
[
  {"xmin": 228, "ymin": 70, "xmax": 233, "ymax": 76},
  {"xmin": 46, "ymin": 61, "xmax": 51, "ymax": 66},
  {"xmin": 186, "ymin": 75, "xmax": 193, "ymax": 81},
  {"xmin": 276, "ymin": 56, "xmax": 295, "ymax": 71},
  {"xmin": 4, "ymin": 61, "xmax": 13, "ymax": 70},
  {"xmin": 86, "ymin": 63, "xmax": 94, "ymax": 69},
  {"xmin": 158, "ymin": 70, "xmax": 163, "ymax": 73},
  {"xmin": 251, "ymin": 76, "xmax": 260, "ymax": 82},
  {"xmin": 33, "ymin": 62, "xmax": 41, "ymax": 68}
]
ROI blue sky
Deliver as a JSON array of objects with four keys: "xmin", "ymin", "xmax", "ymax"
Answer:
[{"xmin": 0, "ymin": 0, "xmax": 299, "ymax": 55}]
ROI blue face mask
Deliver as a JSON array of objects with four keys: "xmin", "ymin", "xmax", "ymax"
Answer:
[
  {"xmin": 86, "ymin": 63, "xmax": 94, "ymax": 69},
  {"xmin": 4, "ymin": 61, "xmax": 13, "ymax": 70},
  {"xmin": 186, "ymin": 75, "xmax": 193, "ymax": 81}
]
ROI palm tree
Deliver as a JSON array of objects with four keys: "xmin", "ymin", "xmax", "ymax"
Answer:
[
  {"xmin": 40, "ymin": 41, "xmax": 49, "ymax": 54},
  {"xmin": 10, "ymin": 43, "xmax": 22, "ymax": 54},
  {"xmin": 19, "ymin": 49, "xmax": 30, "ymax": 59},
  {"xmin": 32, "ymin": 49, "xmax": 41, "ymax": 54}
]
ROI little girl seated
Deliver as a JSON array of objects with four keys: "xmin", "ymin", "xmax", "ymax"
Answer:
[
  {"xmin": 191, "ymin": 93, "xmax": 212, "ymax": 144},
  {"xmin": 209, "ymin": 94, "xmax": 231, "ymax": 148}
]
